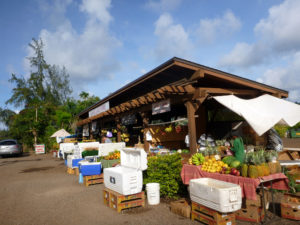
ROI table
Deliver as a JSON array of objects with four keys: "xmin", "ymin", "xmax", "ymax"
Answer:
[{"xmin": 181, "ymin": 164, "xmax": 289, "ymax": 200}]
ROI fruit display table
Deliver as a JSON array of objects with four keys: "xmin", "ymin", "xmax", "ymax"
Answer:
[{"xmin": 181, "ymin": 164, "xmax": 289, "ymax": 200}]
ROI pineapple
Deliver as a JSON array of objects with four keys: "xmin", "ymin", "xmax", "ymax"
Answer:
[
  {"xmin": 248, "ymin": 165, "xmax": 258, "ymax": 178},
  {"xmin": 241, "ymin": 154, "xmax": 249, "ymax": 177},
  {"xmin": 248, "ymin": 152, "xmax": 259, "ymax": 178},
  {"xmin": 266, "ymin": 151, "xmax": 277, "ymax": 174},
  {"xmin": 254, "ymin": 153, "xmax": 264, "ymax": 177}
]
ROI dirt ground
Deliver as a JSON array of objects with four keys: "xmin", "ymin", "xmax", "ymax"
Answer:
[{"xmin": 0, "ymin": 151, "xmax": 299, "ymax": 225}]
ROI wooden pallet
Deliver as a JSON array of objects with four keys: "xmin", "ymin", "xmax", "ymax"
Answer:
[
  {"xmin": 84, "ymin": 174, "xmax": 103, "ymax": 187},
  {"xmin": 191, "ymin": 202, "xmax": 236, "ymax": 225},
  {"xmin": 103, "ymin": 188, "xmax": 145, "ymax": 213}
]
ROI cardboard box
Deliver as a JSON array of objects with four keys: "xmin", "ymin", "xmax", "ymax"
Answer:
[
  {"xmin": 170, "ymin": 199, "xmax": 191, "ymax": 218},
  {"xmin": 281, "ymin": 193, "xmax": 300, "ymax": 220},
  {"xmin": 191, "ymin": 201, "xmax": 236, "ymax": 225},
  {"xmin": 244, "ymin": 191, "xmax": 269, "ymax": 208},
  {"xmin": 235, "ymin": 205, "xmax": 265, "ymax": 223}
]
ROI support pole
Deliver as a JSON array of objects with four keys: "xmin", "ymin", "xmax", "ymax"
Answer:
[
  {"xmin": 115, "ymin": 117, "xmax": 122, "ymax": 143},
  {"xmin": 140, "ymin": 112, "xmax": 150, "ymax": 152},
  {"xmin": 185, "ymin": 101, "xmax": 197, "ymax": 154}
]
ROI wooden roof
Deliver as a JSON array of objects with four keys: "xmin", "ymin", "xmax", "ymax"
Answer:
[{"xmin": 77, "ymin": 57, "xmax": 288, "ymax": 125}]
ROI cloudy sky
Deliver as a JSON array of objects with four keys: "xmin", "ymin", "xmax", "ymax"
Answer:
[{"xmin": 1, "ymin": 0, "xmax": 300, "ymax": 113}]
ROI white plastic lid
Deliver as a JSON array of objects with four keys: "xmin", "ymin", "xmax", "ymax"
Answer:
[
  {"xmin": 79, "ymin": 161, "xmax": 101, "ymax": 166},
  {"xmin": 120, "ymin": 147, "xmax": 148, "ymax": 171}
]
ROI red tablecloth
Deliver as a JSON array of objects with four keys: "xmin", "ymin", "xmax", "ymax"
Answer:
[{"xmin": 181, "ymin": 164, "xmax": 289, "ymax": 200}]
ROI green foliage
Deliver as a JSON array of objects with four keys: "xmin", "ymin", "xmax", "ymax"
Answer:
[
  {"xmin": 144, "ymin": 154, "xmax": 185, "ymax": 199},
  {"xmin": 274, "ymin": 124, "xmax": 289, "ymax": 137},
  {"xmin": 82, "ymin": 150, "xmax": 98, "ymax": 158},
  {"xmin": 4, "ymin": 38, "xmax": 100, "ymax": 151}
]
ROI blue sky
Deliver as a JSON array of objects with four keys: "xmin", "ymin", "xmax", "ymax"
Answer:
[{"xmin": 1, "ymin": 0, "xmax": 300, "ymax": 115}]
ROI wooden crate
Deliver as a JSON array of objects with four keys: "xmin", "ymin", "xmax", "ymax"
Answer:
[
  {"xmin": 67, "ymin": 168, "xmax": 75, "ymax": 175},
  {"xmin": 281, "ymin": 193, "xmax": 300, "ymax": 220},
  {"xmin": 235, "ymin": 205, "xmax": 265, "ymax": 223},
  {"xmin": 191, "ymin": 202, "xmax": 236, "ymax": 225},
  {"xmin": 67, "ymin": 167, "xmax": 79, "ymax": 175},
  {"xmin": 84, "ymin": 174, "xmax": 103, "ymax": 187},
  {"xmin": 103, "ymin": 188, "xmax": 145, "ymax": 213}
]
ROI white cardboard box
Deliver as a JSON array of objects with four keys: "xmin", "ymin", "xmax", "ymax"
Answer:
[
  {"xmin": 104, "ymin": 147, "xmax": 147, "ymax": 195},
  {"xmin": 189, "ymin": 178, "xmax": 242, "ymax": 213}
]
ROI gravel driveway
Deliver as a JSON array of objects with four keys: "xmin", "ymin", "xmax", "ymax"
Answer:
[{"xmin": 0, "ymin": 153, "xmax": 299, "ymax": 225}]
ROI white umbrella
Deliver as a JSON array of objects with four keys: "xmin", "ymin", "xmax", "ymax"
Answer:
[{"xmin": 50, "ymin": 129, "xmax": 71, "ymax": 138}]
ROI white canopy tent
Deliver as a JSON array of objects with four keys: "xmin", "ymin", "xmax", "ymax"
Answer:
[
  {"xmin": 50, "ymin": 129, "xmax": 70, "ymax": 138},
  {"xmin": 213, "ymin": 94, "xmax": 300, "ymax": 136},
  {"xmin": 50, "ymin": 129, "xmax": 71, "ymax": 143}
]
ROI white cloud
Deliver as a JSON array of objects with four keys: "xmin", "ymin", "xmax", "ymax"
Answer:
[
  {"xmin": 146, "ymin": 0, "xmax": 182, "ymax": 12},
  {"xmin": 220, "ymin": 0, "xmax": 300, "ymax": 68},
  {"xmin": 258, "ymin": 52, "xmax": 300, "ymax": 101},
  {"xmin": 197, "ymin": 10, "xmax": 241, "ymax": 44},
  {"xmin": 25, "ymin": 0, "xmax": 121, "ymax": 86},
  {"xmin": 254, "ymin": 0, "xmax": 300, "ymax": 53},
  {"xmin": 80, "ymin": 0, "xmax": 112, "ymax": 25},
  {"xmin": 153, "ymin": 13, "xmax": 192, "ymax": 60},
  {"xmin": 219, "ymin": 42, "xmax": 268, "ymax": 68}
]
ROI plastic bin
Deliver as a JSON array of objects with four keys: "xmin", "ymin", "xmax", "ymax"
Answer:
[{"xmin": 189, "ymin": 178, "xmax": 242, "ymax": 213}]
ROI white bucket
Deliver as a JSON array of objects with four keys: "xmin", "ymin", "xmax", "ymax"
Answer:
[{"xmin": 146, "ymin": 183, "xmax": 160, "ymax": 205}]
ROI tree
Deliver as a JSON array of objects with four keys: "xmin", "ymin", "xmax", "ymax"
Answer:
[
  {"xmin": 0, "ymin": 107, "xmax": 16, "ymax": 129},
  {"xmin": 6, "ymin": 38, "xmax": 72, "ymax": 147}
]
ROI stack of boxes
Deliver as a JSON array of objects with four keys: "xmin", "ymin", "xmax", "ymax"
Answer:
[
  {"xmin": 281, "ymin": 193, "xmax": 300, "ymax": 221},
  {"xmin": 235, "ymin": 191, "xmax": 268, "ymax": 223}
]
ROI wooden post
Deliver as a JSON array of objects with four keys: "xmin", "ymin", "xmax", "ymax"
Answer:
[
  {"xmin": 115, "ymin": 117, "xmax": 122, "ymax": 142},
  {"xmin": 140, "ymin": 112, "xmax": 150, "ymax": 152},
  {"xmin": 185, "ymin": 101, "xmax": 197, "ymax": 154}
]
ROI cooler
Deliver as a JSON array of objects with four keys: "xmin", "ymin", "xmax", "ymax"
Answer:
[
  {"xmin": 104, "ymin": 147, "xmax": 147, "ymax": 195},
  {"xmin": 79, "ymin": 161, "xmax": 102, "ymax": 176},
  {"xmin": 67, "ymin": 155, "xmax": 83, "ymax": 168},
  {"xmin": 189, "ymin": 178, "xmax": 242, "ymax": 213}
]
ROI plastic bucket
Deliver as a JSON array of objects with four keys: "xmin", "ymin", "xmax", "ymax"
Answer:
[{"xmin": 146, "ymin": 183, "xmax": 160, "ymax": 205}]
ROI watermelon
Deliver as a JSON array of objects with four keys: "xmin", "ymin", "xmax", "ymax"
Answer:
[
  {"xmin": 230, "ymin": 160, "xmax": 241, "ymax": 168},
  {"xmin": 222, "ymin": 156, "xmax": 236, "ymax": 165}
]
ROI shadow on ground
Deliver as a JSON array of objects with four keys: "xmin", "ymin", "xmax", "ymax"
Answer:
[{"xmin": 20, "ymin": 166, "xmax": 54, "ymax": 173}]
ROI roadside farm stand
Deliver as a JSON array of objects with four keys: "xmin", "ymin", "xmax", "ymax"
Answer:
[{"xmin": 76, "ymin": 57, "xmax": 288, "ymax": 153}]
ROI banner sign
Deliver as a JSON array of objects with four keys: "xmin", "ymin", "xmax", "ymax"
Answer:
[
  {"xmin": 35, "ymin": 144, "xmax": 45, "ymax": 154},
  {"xmin": 121, "ymin": 114, "xmax": 137, "ymax": 125},
  {"xmin": 89, "ymin": 102, "xmax": 109, "ymax": 118},
  {"xmin": 152, "ymin": 99, "xmax": 170, "ymax": 115}
]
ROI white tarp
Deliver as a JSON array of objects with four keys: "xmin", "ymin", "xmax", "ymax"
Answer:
[{"xmin": 213, "ymin": 94, "xmax": 300, "ymax": 136}]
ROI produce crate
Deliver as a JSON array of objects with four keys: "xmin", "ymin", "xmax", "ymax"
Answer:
[
  {"xmin": 281, "ymin": 193, "xmax": 300, "ymax": 220},
  {"xmin": 235, "ymin": 205, "xmax": 265, "ymax": 223},
  {"xmin": 244, "ymin": 191, "xmax": 269, "ymax": 209},
  {"xmin": 103, "ymin": 188, "xmax": 145, "ymax": 213},
  {"xmin": 84, "ymin": 174, "xmax": 103, "ymax": 187},
  {"xmin": 290, "ymin": 129, "xmax": 300, "ymax": 138},
  {"xmin": 170, "ymin": 199, "xmax": 191, "ymax": 218},
  {"xmin": 191, "ymin": 201, "xmax": 236, "ymax": 225},
  {"xmin": 67, "ymin": 167, "xmax": 75, "ymax": 175}
]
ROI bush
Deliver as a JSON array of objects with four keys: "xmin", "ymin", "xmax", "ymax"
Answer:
[
  {"xmin": 274, "ymin": 125, "xmax": 289, "ymax": 137},
  {"xmin": 143, "ymin": 153, "xmax": 185, "ymax": 199}
]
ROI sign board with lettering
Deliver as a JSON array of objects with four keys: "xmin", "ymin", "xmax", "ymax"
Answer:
[
  {"xmin": 89, "ymin": 102, "xmax": 110, "ymax": 118},
  {"xmin": 35, "ymin": 144, "xmax": 45, "ymax": 154},
  {"xmin": 152, "ymin": 99, "xmax": 170, "ymax": 115}
]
